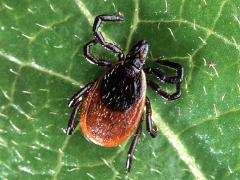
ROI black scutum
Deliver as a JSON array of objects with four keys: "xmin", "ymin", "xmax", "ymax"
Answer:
[{"xmin": 100, "ymin": 64, "xmax": 143, "ymax": 111}]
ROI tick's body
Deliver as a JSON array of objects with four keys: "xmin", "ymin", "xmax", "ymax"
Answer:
[
  {"xmin": 81, "ymin": 62, "xmax": 146, "ymax": 147},
  {"xmin": 66, "ymin": 15, "xmax": 184, "ymax": 173}
]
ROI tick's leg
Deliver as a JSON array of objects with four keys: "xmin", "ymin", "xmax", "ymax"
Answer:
[
  {"xmin": 126, "ymin": 118, "xmax": 143, "ymax": 173},
  {"xmin": 144, "ymin": 60, "xmax": 184, "ymax": 84},
  {"xmin": 144, "ymin": 67, "xmax": 179, "ymax": 84},
  {"xmin": 66, "ymin": 104, "xmax": 81, "ymax": 135},
  {"xmin": 66, "ymin": 81, "xmax": 94, "ymax": 135},
  {"xmin": 84, "ymin": 39, "xmax": 112, "ymax": 66},
  {"xmin": 148, "ymin": 80, "xmax": 181, "ymax": 100},
  {"xmin": 68, "ymin": 81, "xmax": 94, "ymax": 108},
  {"xmin": 146, "ymin": 97, "xmax": 157, "ymax": 138},
  {"xmin": 93, "ymin": 15, "xmax": 124, "ymax": 60},
  {"xmin": 156, "ymin": 59, "xmax": 184, "ymax": 83}
]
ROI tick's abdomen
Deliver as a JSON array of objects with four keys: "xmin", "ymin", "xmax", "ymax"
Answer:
[
  {"xmin": 80, "ymin": 72, "xmax": 146, "ymax": 147},
  {"xmin": 100, "ymin": 64, "xmax": 143, "ymax": 111}
]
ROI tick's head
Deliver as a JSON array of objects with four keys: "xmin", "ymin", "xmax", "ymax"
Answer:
[{"xmin": 125, "ymin": 40, "xmax": 149, "ymax": 70}]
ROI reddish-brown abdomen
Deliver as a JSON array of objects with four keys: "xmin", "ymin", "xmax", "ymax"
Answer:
[{"xmin": 80, "ymin": 70, "xmax": 146, "ymax": 147}]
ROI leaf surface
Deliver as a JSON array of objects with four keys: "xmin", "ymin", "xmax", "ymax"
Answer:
[{"xmin": 0, "ymin": 0, "xmax": 239, "ymax": 179}]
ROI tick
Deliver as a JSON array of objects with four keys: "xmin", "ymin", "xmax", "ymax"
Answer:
[{"xmin": 66, "ymin": 15, "xmax": 184, "ymax": 173}]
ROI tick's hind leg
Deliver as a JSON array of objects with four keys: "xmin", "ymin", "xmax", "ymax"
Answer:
[
  {"xmin": 68, "ymin": 81, "xmax": 94, "ymax": 108},
  {"xmin": 126, "ymin": 117, "xmax": 143, "ymax": 173},
  {"xmin": 66, "ymin": 104, "xmax": 81, "ymax": 135},
  {"xmin": 145, "ymin": 97, "xmax": 157, "ymax": 138},
  {"xmin": 66, "ymin": 82, "xmax": 94, "ymax": 135}
]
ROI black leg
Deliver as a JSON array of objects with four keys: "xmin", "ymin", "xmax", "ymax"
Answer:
[
  {"xmin": 126, "ymin": 117, "xmax": 143, "ymax": 173},
  {"xmin": 147, "ymin": 80, "xmax": 181, "ymax": 100},
  {"xmin": 145, "ymin": 97, "xmax": 157, "ymax": 138},
  {"xmin": 84, "ymin": 15, "xmax": 124, "ymax": 66},
  {"xmin": 66, "ymin": 104, "xmax": 81, "ymax": 135},
  {"xmin": 84, "ymin": 40, "xmax": 112, "ymax": 66},
  {"xmin": 156, "ymin": 59, "xmax": 184, "ymax": 82},
  {"xmin": 68, "ymin": 81, "xmax": 94, "ymax": 108},
  {"xmin": 144, "ymin": 60, "xmax": 184, "ymax": 84},
  {"xmin": 93, "ymin": 15, "xmax": 124, "ymax": 60},
  {"xmin": 66, "ymin": 82, "xmax": 94, "ymax": 135}
]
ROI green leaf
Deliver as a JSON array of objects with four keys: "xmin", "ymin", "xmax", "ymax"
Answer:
[{"xmin": 0, "ymin": 0, "xmax": 239, "ymax": 179}]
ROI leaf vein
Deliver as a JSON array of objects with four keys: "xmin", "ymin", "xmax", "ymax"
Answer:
[
  {"xmin": 186, "ymin": 0, "xmax": 231, "ymax": 95},
  {"xmin": 122, "ymin": 1, "xmax": 208, "ymax": 178},
  {"xmin": 125, "ymin": 0, "xmax": 139, "ymax": 52},
  {"xmin": 178, "ymin": 107, "xmax": 240, "ymax": 136},
  {"xmin": 153, "ymin": 110, "xmax": 207, "ymax": 180},
  {"xmin": 140, "ymin": 18, "xmax": 239, "ymax": 49}
]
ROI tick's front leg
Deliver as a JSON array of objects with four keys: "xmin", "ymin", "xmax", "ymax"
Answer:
[
  {"xmin": 84, "ymin": 40, "xmax": 112, "ymax": 66},
  {"xmin": 147, "ymin": 80, "xmax": 182, "ymax": 100},
  {"xmin": 144, "ymin": 60, "xmax": 184, "ymax": 84},
  {"xmin": 93, "ymin": 15, "xmax": 124, "ymax": 61},
  {"xmin": 155, "ymin": 60, "xmax": 184, "ymax": 83}
]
